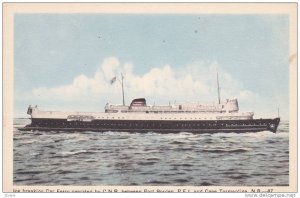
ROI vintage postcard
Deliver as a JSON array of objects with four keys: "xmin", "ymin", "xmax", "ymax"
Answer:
[{"xmin": 3, "ymin": 2, "xmax": 297, "ymax": 194}]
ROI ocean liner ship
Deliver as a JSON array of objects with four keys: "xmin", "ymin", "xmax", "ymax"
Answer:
[{"xmin": 20, "ymin": 73, "xmax": 280, "ymax": 133}]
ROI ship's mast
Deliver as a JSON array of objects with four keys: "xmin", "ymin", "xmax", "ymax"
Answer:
[
  {"xmin": 217, "ymin": 70, "xmax": 221, "ymax": 104},
  {"xmin": 112, "ymin": 73, "xmax": 125, "ymax": 106},
  {"xmin": 121, "ymin": 73, "xmax": 125, "ymax": 106}
]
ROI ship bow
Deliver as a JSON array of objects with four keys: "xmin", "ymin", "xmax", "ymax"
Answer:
[{"xmin": 269, "ymin": 118, "xmax": 280, "ymax": 133}]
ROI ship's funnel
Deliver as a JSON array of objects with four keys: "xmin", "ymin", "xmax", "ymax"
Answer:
[{"xmin": 224, "ymin": 99, "xmax": 239, "ymax": 112}]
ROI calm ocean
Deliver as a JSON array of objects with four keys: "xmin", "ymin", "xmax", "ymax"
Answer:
[{"xmin": 13, "ymin": 118, "xmax": 289, "ymax": 186}]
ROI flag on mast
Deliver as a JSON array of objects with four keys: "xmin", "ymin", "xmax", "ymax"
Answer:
[{"xmin": 110, "ymin": 76, "xmax": 117, "ymax": 84}]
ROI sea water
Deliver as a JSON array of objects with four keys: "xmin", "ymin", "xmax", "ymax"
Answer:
[{"xmin": 13, "ymin": 119, "xmax": 289, "ymax": 186}]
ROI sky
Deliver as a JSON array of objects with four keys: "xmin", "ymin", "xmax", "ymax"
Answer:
[{"xmin": 14, "ymin": 14, "xmax": 289, "ymax": 119}]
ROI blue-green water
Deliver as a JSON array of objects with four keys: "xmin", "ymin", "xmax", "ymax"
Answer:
[{"xmin": 13, "ymin": 119, "xmax": 289, "ymax": 186}]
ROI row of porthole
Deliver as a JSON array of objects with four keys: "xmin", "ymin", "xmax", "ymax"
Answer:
[
  {"xmin": 96, "ymin": 117, "xmax": 216, "ymax": 120},
  {"xmin": 134, "ymin": 123, "xmax": 266, "ymax": 127},
  {"xmin": 87, "ymin": 123, "xmax": 261, "ymax": 127},
  {"xmin": 161, "ymin": 117, "xmax": 214, "ymax": 120},
  {"xmin": 34, "ymin": 121, "xmax": 267, "ymax": 127}
]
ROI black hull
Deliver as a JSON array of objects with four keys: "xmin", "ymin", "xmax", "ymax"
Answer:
[{"xmin": 19, "ymin": 118, "xmax": 280, "ymax": 133}]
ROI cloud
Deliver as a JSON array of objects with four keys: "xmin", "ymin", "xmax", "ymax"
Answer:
[
  {"xmin": 15, "ymin": 56, "xmax": 288, "ymax": 119},
  {"xmin": 31, "ymin": 56, "xmax": 258, "ymax": 108}
]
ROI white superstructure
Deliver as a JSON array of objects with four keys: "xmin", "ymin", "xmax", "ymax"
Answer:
[{"xmin": 28, "ymin": 98, "xmax": 254, "ymax": 121}]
